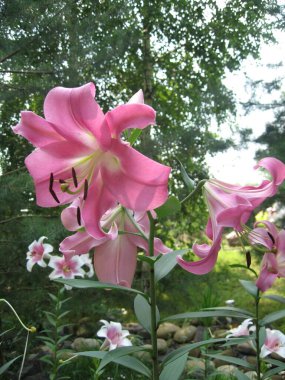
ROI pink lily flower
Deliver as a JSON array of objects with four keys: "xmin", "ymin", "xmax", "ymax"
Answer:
[
  {"xmin": 26, "ymin": 236, "xmax": 53, "ymax": 271},
  {"xmin": 59, "ymin": 202, "xmax": 171, "ymax": 287},
  {"xmin": 226, "ymin": 319, "xmax": 254, "ymax": 338},
  {"xmin": 260, "ymin": 329, "xmax": 285, "ymax": 358},
  {"xmin": 48, "ymin": 250, "xmax": 86, "ymax": 282},
  {"xmin": 97, "ymin": 320, "xmax": 132, "ymax": 351},
  {"xmin": 13, "ymin": 83, "xmax": 171, "ymax": 239},
  {"xmin": 177, "ymin": 157, "xmax": 285, "ymax": 275},
  {"xmin": 249, "ymin": 220, "xmax": 285, "ymax": 292}
]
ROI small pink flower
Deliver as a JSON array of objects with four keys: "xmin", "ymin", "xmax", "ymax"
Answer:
[
  {"xmin": 48, "ymin": 250, "xmax": 85, "ymax": 281},
  {"xmin": 249, "ymin": 220, "xmax": 285, "ymax": 292},
  {"xmin": 226, "ymin": 319, "xmax": 254, "ymax": 338},
  {"xmin": 177, "ymin": 157, "xmax": 285, "ymax": 275},
  {"xmin": 60, "ymin": 204, "xmax": 170, "ymax": 287},
  {"xmin": 261, "ymin": 329, "xmax": 285, "ymax": 358},
  {"xmin": 14, "ymin": 83, "xmax": 171, "ymax": 239},
  {"xmin": 97, "ymin": 320, "xmax": 132, "ymax": 351},
  {"xmin": 26, "ymin": 236, "xmax": 53, "ymax": 271}
]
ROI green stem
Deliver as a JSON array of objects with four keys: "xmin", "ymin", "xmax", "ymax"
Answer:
[
  {"xmin": 255, "ymin": 289, "xmax": 261, "ymax": 380},
  {"xmin": 180, "ymin": 180, "xmax": 207, "ymax": 205},
  {"xmin": 147, "ymin": 211, "xmax": 159, "ymax": 380}
]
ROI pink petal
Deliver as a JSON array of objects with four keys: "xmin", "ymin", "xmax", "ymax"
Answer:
[
  {"xmin": 128, "ymin": 89, "xmax": 144, "ymax": 104},
  {"xmin": 82, "ymin": 179, "xmax": 116, "ymax": 239},
  {"xmin": 61, "ymin": 199, "xmax": 82, "ymax": 231},
  {"xmin": 13, "ymin": 111, "xmax": 64, "ymax": 148},
  {"xmin": 256, "ymin": 157, "xmax": 285, "ymax": 186},
  {"xmin": 106, "ymin": 103, "xmax": 155, "ymax": 138},
  {"xmin": 277, "ymin": 230, "xmax": 285, "ymax": 255},
  {"xmin": 256, "ymin": 253, "xmax": 278, "ymax": 292},
  {"xmin": 253, "ymin": 220, "xmax": 279, "ymax": 244},
  {"xmin": 60, "ymin": 231, "xmax": 106, "ymax": 255},
  {"xmin": 249, "ymin": 227, "xmax": 275, "ymax": 250},
  {"xmin": 102, "ymin": 140, "xmax": 170, "ymax": 211},
  {"xmin": 44, "ymin": 82, "xmax": 106, "ymax": 144},
  {"xmin": 93, "ymin": 236, "xmax": 137, "ymax": 287}
]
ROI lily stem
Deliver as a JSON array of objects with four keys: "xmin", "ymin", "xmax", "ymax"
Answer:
[
  {"xmin": 147, "ymin": 211, "xmax": 159, "ymax": 380},
  {"xmin": 255, "ymin": 289, "xmax": 261, "ymax": 380}
]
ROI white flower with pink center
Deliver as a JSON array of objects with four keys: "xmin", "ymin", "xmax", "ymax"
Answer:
[
  {"xmin": 97, "ymin": 320, "xmax": 132, "ymax": 351},
  {"xmin": 48, "ymin": 250, "xmax": 85, "ymax": 282},
  {"xmin": 226, "ymin": 319, "xmax": 254, "ymax": 338},
  {"xmin": 261, "ymin": 329, "xmax": 285, "ymax": 358},
  {"xmin": 26, "ymin": 236, "xmax": 53, "ymax": 271}
]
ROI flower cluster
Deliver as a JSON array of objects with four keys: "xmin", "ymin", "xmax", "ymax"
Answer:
[
  {"xmin": 26, "ymin": 237, "xmax": 93, "ymax": 288},
  {"xmin": 227, "ymin": 319, "xmax": 285, "ymax": 359}
]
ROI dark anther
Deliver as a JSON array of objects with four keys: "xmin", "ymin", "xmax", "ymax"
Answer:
[
  {"xmin": 49, "ymin": 173, "xmax": 60, "ymax": 203},
  {"xmin": 83, "ymin": 179, "xmax": 88, "ymax": 201},
  {"xmin": 72, "ymin": 167, "xmax": 78, "ymax": 188},
  {"xmin": 59, "ymin": 179, "xmax": 66, "ymax": 184},
  {"xmin": 267, "ymin": 232, "xmax": 275, "ymax": 245},
  {"xmin": 246, "ymin": 250, "xmax": 251, "ymax": 269},
  {"xmin": 77, "ymin": 207, "xmax": 81, "ymax": 226}
]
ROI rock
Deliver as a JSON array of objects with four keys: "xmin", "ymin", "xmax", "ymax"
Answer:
[
  {"xmin": 272, "ymin": 352, "xmax": 285, "ymax": 362},
  {"xmin": 173, "ymin": 325, "xmax": 197, "ymax": 343},
  {"xmin": 71, "ymin": 337, "xmax": 100, "ymax": 351},
  {"xmin": 245, "ymin": 371, "xmax": 258, "ymax": 380},
  {"xmin": 75, "ymin": 317, "xmax": 95, "ymax": 337},
  {"xmin": 237, "ymin": 342, "xmax": 256, "ymax": 356},
  {"xmin": 217, "ymin": 364, "xmax": 237, "ymax": 375},
  {"xmin": 246, "ymin": 355, "xmax": 258, "ymax": 367},
  {"xmin": 134, "ymin": 344, "xmax": 152, "ymax": 362},
  {"xmin": 157, "ymin": 323, "xmax": 179, "ymax": 339},
  {"xmin": 213, "ymin": 349, "xmax": 234, "ymax": 367},
  {"xmin": 124, "ymin": 322, "xmax": 144, "ymax": 334},
  {"xmin": 157, "ymin": 338, "xmax": 168, "ymax": 354},
  {"xmin": 185, "ymin": 359, "xmax": 206, "ymax": 372}
]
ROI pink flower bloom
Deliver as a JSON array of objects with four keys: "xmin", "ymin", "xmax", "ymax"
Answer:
[
  {"xmin": 226, "ymin": 319, "xmax": 254, "ymax": 338},
  {"xmin": 14, "ymin": 83, "xmax": 171, "ymax": 239},
  {"xmin": 177, "ymin": 157, "xmax": 285, "ymax": 275},
  {"xmin": 249, "ymin": 221, "xmax": 285, "ymax": 292},
  {"xmin": 97, "ymin": 320, "xmax": 132, "ymax": 351},
  {"xmin": 48, "ymin": 250, "xmax": 86, "ymax": 281},
  {"xmin": 261, "ymin": 329, "xmax": 285, "ymax": 358},
  {"xmin": 26, "ymin": 236, "xmax": 53, "ymax": 271},
  {"xmin": 60, "ymin": 203, "xmax": 170, "ymax": 287}
]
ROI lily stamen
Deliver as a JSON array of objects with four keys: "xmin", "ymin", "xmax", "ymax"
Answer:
[
  {"xmin": 84, "ymin": 179, "xmax": 88, "ymax": 200},
  {"xmin": 72, "ymin": 167, "xmax": 78, "ymax": 188},
  {"xmin": 49, "ymin": 173, "xmax": 60, "ymax": 203},
  {"xmin": 77, "ymin": 207, "xmax": 81, "ymax": 226}
]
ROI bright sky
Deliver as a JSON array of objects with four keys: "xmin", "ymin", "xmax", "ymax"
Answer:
[{"xmin": 206, "ymin": 29, "xmax": 285, "ymax": 185}]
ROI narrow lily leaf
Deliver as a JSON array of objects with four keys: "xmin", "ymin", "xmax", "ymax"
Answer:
[
  {"xmin": 262, "ymin": 294, "xmax": 285, "ymax": 304},
  {"xmin": 176, "ymin": 159, "xmax": 195, "ymax": 191},
  {"xmin": 204, "ymin": 306, "xmax": 254, "ymax": 317},
  {"xmin": 159, "ymin": 352, "xmax": 188, "ymax": 380},
  {"xmin": 54, "ymin": 279, "xmax": 145, "ymax": 297},
  {"xmin": 0, "ymin": 355, "xmax": 22, "ymax": 375},
  {"xmin": 76, "ymin": 351, "xmax": 105, "ymax": 359},
  {"xmin": 222, "ymin": 337, "xmax": 254, "ymax": 347},
  {"xmin": 154, "ymin": 249, "xmax": 189, "ymax": 283},
  {"xmin": 239, "ymin": 280, "xmax": 259, "ymax": 298},
  {"xmin": 96, "ymin": 346, "xmax": 148, "ymax": 373},
  {"xmin": 137, "ymin": 254, "xmax": 159, "ymax": 266},
  {"xmin": 205, "ymin": 354, "xmax": 254, "ymax": 370},
  {"xmin": 134, "ymin": 294, "xmax": 159, "ymax": 332},
  {"xmin": 262, "ymin": 363, "xmax": 285, "ymax": 379},
  {"xmin": 260, "ymin": 309, "xmax": 285, "ymax": 325},
  {"xmin": 234, "ymin": 368, "xmax": 251, "ymax": 380},
  {"xmin": 155, "ymin": 196, "xmax": 181, "ymax": 219},
  {"xmin": 161, "ymin": 310, "xmax": 249, "ymax": 323},
  {"xmin": 162, "ymin": 338, "xmax": 226, "ymax": 367},
  {"xmin": 128, "ymin": 128, "xmax": 142, "ymax": 145},
  {"xmin": 259, "ymin": 326, "xmax": 266, "ymax": 348}
]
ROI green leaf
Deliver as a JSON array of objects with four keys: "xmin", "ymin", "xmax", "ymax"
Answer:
[
  {"xmin": 58, "ymin": 311, "xmax": 70, "ymax": 319},
  {"xmin": 137, "ymin": 254, "xmax": 160, "ymax": 266},
  {"xmin": 239, "ymin": 280, "xmax": 259, "ymax": 298},
  {"xmin": 205, "ymin": 354, "xmax": 254, "ymax": 370},
  {"xmin": 48, "ymin": 293, "xmax": 58, "ymax": 302},
  {"xmin": 134, "ymin": 294, "xmax": 159, "ymax": 332},
  {"xmin": 155, "ymin": 196, "xmax": 181, "ymax": 219},
  {"xmin": 160, "ymin": 352, "xmax": 188, "ymax": 380},
  {"xmin": 96, "ymin": 346, "xmax": 148, "ymax": 374},
  {"xmin": 58, "ymin": 334, "xmax": 73, "ymax": 344},
  {"xmin": 234, "ymin": 368, "xmax": 251, "ymax": 380},
  {"xmin": 259, "ymin": 326, "xmax": 266, "ymax": 348},
  {"xmin": 54, "ymin": 279, "xmax": 145, "ymax": 297},
  {"xmin": 176, "ymin": 159, "xmax": 195, "ymax": 191},
  {"xmin": 161, "ymin": 310, "xmax": 250, "ymax": 323},
  {"xmin": 45, "ymin": 313, "xmax": 56, "ymax": 327},
  {"xmin": 77, "ymin": 351, "xmax": 151, "ymax": 377},
  {"xmin": 154, "ymin": 249, "xmax": 189, "ymax": 283},
  {"xmin": 222, "ymin": 337, "xmax": 254, "ymax": 347},
  {"xmin": 162, "ymin": 338, "xmax": 226, "ymax": 367},
  {"xmin": 262, "ymin": 294, "xmax": 285, "ymax": 304},
  {"xmin": 260, "ymin": 308, "xmax": 285, "ymax": 325},
  {"xmin": 128, "ymin": 128, "xmax": 142, "ymax": 145},
  {"xmin": 262, "ymin": 362, "xmax": 285, "ymax": 379},
  {"xmin": 0, "ymin": 355, "xmax": 22, "ymax": 375},
  {"xmin": 204, "ymin": 306, "xmax": 254, "ymax": 317}
]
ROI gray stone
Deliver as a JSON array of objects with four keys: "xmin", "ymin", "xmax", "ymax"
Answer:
[
  {"xmin": 71, "ymin": 337, "xmax": 100, "ymax": 351},
  {"xmin": 245, "ymin": 371, "xmax": 258, "ymax": 380},
  {"xmin": 213, "ymin": 329, "xmax": 228, "ymax": 338},
  {"xmin": 173, "ymin": 325, "xmax": 197, "ymax": 343},
  {"xmin": 157, "ymin": 338, "xmax": 168, "ymax": 354},
  {"xmin": 217, "ymin": 364, "xmax": 237, "ymax": 375},
  {"xmin": 237, "ymin": 342, "xmax": 256, "ymax": 355},
  {"xmin": 157, "ymin": 322, "xmax": 179, "ymax": 339},
  {"xmin": 213, "ymin": 349, "xmax": 234, "ymax": 367}
]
